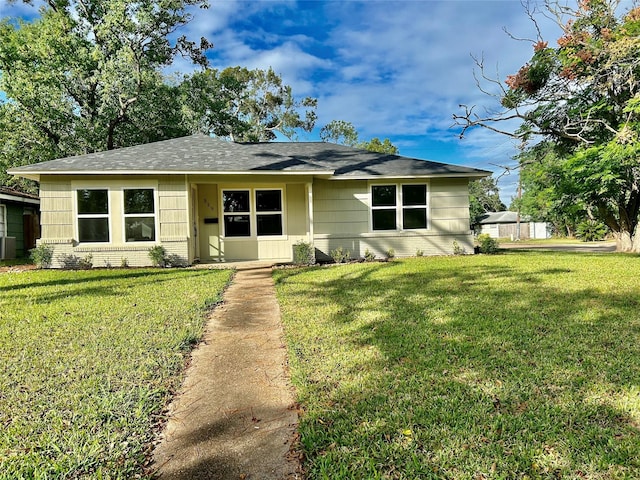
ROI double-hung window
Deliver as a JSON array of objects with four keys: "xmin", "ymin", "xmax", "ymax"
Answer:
[
  {"xmin": 77, "ymin": 189, "xmax": 110, "ymax": 242},
  {"xmin": 223, "ymin": 190, "xmax": 251, "ymax": 237},
  {"xmin": 124, "ymin": 189, "xmax": 156, "ymax": 242},
  {"xmin": 371, "ymin": 184, "xmax": 428, "ymax": 231},
  {"xmin": 371, "ymin": 185, "xmax": 398, "ymax": 230},
  {"xmin": 256, "ymin": 190, "xmax": 283, "ymax": 236},
  {"xmin": 401, "ymin": 184, "xmax": 427, "ymax": 229},
  {"xmin": 222, "ymin": 189, "xmax": 284, "ymax": 237}
]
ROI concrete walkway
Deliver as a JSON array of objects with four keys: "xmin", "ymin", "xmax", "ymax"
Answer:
[{"xmin": 152, "ymin": 265, "xmax": 300, "ymax": 479}]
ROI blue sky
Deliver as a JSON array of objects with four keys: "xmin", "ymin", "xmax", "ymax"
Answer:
[{"xmin": 1, "ymin": 0, "xmax": 575, "ymax": 203}]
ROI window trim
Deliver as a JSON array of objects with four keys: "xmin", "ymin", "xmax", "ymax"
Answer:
[
  {"xmin": 75, "ymin": 188, "xmax": 112, "ymax": 244},
  {"xmin": 220, "ymin": 187, "xmax": 286, "ymax": 239},
  {"xmin": 222, "ymin": 189, "xmax": 252, "ymax": 238},
  {"xmin": 369, "ymin": 182, "xmax": 429, "ymax": 232},
  {"xmin": 121, "ymin": 187, "xmax": 158, "ymax": 243},
  {"xmin": 371, "ymin": 184, "xmax": 398, "ymax": 231},
  {"xmin": 255, "ymin": 188, "xmax": 284, "ymax": 237}
]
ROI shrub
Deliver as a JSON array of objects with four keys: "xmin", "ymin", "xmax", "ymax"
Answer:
[
  {"xmin": 385, "ymin": 248, "xmax": 395, "ymax": 259},
  {"xmin": 120, "ymin": 257, "xmax": 129, "ymax": 268},
  {"xmin": 330, "ymin": 246, "xmax": 351, "ymax": 264},
  {"xmin": 415, "ymin": 249, "xmax": 424, "ymax": 257},
  {"xmin": 29, "ymin": 243, "xmax": 53, "ymax": 269},
  {"xmin": 477, "ymin": 234, "xmax": 499, "ymax": 254},
  {"xmin": 78, "ymin": 254, "xmax": 93, "ymax": 270},
  {"xmin": 452, "ymin": 240, "xmax": 466, "ymax": 255},
  {"xmin": 364, "ymin": 249, "xmax": 376, "ymax": 262},
  {"xmin": 148, "ymin": 245, "xmax": 167, "ymax": 267},
  {"xmin": 166, "ymin": 254, "xmax": 187, "ymax": 268},
  {"xmin": 293, "ymin": 241, "xmax": 315, "ymax": 265},
  {"xmin": 57, "ymin": 253, "xmax": 93, "ymax": 270},
  {"xmin": 576, "ymin": 220, "xmax": 607, "ymax": 242}
]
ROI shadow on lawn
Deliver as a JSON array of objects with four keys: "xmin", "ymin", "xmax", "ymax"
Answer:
[
  {"xmin": 0, "ymin": 268, "xmax": 211, "ymax": 293},
  {"xmin": 276, "ymin": 254, "xmax": 640, "ymax": 477}
]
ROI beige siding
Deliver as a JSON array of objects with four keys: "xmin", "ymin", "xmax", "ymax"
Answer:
[
  {"xmin": 313, "ymin": 179, "xmax": 369, "ymax": 235},
  {"xmin": 36, "ymin": 174, "xmax": 474, "ymax": 267},
  {"xmin": 312, "ymin": 177, "xmax": 473, "ymax": 259},
  {"xmin": 39, "ymin": 179, "xmax": 73, "ymax": 241},
  {"xmin": 38, "ymin": 175, "xmax": 190, "ymax": 268},
  {"xmin": 195, "ymin": 182, "xmax": 310, "ymax": 263}
]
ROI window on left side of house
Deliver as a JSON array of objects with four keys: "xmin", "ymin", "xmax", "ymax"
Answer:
[{"xmin": 77, "ymin": 189, "xmax": 109, "ymax": 242}]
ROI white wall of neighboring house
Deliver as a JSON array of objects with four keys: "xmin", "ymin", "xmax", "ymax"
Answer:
[
  {"xmin": 481, "ymin": 221, "xmax": 551, "ymax": 239},
  {"xmin": 531, "ymin": 222, "xmax": 551, "ymax": 239}
]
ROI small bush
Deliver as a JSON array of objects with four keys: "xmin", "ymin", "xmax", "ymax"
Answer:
[
  {"xmin": 120, "ymin": 257, "xmax": 129, "ymax": 268},
  {"xmin": 78, "ymin": 254, "xmax": 93, "ymax": 270},
  {"xmin": 58, "ymin": 253, "xmax": 93, "ymax": 270},
  {"xmin": 364, "ymin": 249, "xmax": 376, "ymax": 262},
  {"xmin": 148, "ymin": 245, "xmax": 167, "ymax": 267},
  {"xmin": 452, "ymin": 240, "xmax": 466, "ymax": 255},
  {"xmin": 477, "ymin": 234, "xmax": 499, "ymax": 254},
  {"xmin": 576, "ymin": 220, "xmax": 607, "ymax": 242},
  {"xmin": 166, "ymin": 254, "xmax": 187, "ymax": 268},
  {"xmin": 293, "ymin": 241, "xmax": 315, "ymax": 265},
  {"xmin": 415, "ymin": 249, "xmax": 424, "ymax": 257},
  {"xmin": 330, "ymin": 246, "xmax": 351, "ymax": 264},
  {"xmin": 29, "ymin": 243, "xmax": 53, "ymax": 269},
  {"xmin": 385, "ymin": 248, "xmax": 395, "ymax": 259}
]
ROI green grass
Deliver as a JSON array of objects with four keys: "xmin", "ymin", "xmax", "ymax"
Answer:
[
  {"xmin": 275, "ymin": 252, "xmax": 640, "ymax": 479},
  {"xmin": 0, "ymin": 258, "xmax": 32, "ymax": 267},
  {"xmin": 0, "ymin": 267, "xmax": 232, "ymax": 479}
]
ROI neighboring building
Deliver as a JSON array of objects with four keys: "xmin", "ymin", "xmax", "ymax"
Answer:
[
  {"xmin": 9, "ymin": 134, "xmax": 490, "ymax": 267},
  {"xmin": 478, "ymin": 211, "xmax": 551, "ymax": 240},
  {"xmin": 0, "ymin": 187, "xmax": 41, "ymax": 259}
]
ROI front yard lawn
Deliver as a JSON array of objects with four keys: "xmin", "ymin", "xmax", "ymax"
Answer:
[
  {"xmin": 275, "ymin": 252, "xmax": 640, "ymax": 479},
  {"xmin": 0, "ymin": 268, "xmax": 232, "ymax": 479}
]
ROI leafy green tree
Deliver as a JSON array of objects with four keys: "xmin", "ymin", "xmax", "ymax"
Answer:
[
  {"xmin": 181, "ymin": 66, "xmax": 317, "ymax": 142},
  {"xmin": 454, "ymin": 0, "xmax": 640, "ymax": 251},
  {"xmin": 468, "ymin": 176, "xmax": 506, "ymax": 227},
  {"xmin": 358, "ymin": 137, "xmax": 399, "ymax": 155},
  {"xmin": 0, "ymin": 0, "xmax": 211, "ymax": 190},
  {"xmin": 320, "ymin": 120, "xmax": 399, "ymax": 154},
  {"xmin": 319, "ymin": 120, "xmax": 360, "ymax": 146},
  {"xmin": 514, "ymin": 143, "xmax": 587, "ymax": 237}
]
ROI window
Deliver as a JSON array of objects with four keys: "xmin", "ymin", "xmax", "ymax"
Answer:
[
  {"xmin": 222, "ymin": 188, "xmax": 284, "ymax": 237},
  {"xmin": 256, "ymin": 190, "xmax": 283, "ymax": 236},
  {"xmin": 371, "ymin": 184, "xmax": 428, "ymax": 231},
  {"xmin": 372, "ymin": 185, "xmax": 397, "ymax": 230},
  {"xmin": 77, "ymin": 189, "xmax": 109, "ymax": 242},
  {"xmin": 223, "ymin": 190, "xmax": 251, "ymax": 237},
  {"xmin": 402, "ymin": 184, "xmax": 427, "ymax": 229},
  {"xmin": 124, "ymin": 189, "xmax": 156, "ymax": 242}
]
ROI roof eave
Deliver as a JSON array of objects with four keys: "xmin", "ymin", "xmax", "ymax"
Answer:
[
  {"xmin": 0, "ymin": 192, "xmax": 40, "ymax": 205},
  {"xmin": 329, "ymin": 171, "xmax": 491, "ymax": 180},
  {"xmin": 8, "ymin": 169, "xmax": 336, "ymax": 178}
]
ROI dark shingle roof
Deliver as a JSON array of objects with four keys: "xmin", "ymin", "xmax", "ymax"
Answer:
[{"xmin": 9, "ymin": 134, "xmax": 490, "ymax": 179}]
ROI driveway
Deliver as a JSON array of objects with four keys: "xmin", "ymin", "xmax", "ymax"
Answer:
[{"xmin": 500, "ymin": 240, "xmax": 616, "ymax": 253}]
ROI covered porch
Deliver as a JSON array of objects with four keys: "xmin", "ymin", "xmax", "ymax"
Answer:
[{"xmin": 187, "ymin": 175, "xmax": 315, "ymax": 263}]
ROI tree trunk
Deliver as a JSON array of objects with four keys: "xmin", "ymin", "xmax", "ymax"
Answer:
[{"xmin": 615, "ymin": 227, "xmax": 640, "ymax": 252}]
